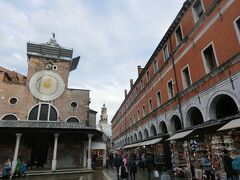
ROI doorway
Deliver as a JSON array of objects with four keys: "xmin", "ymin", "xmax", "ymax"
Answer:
[{"xmin": 30, "ymin": 144, "xmax": 48, "ymax": 169}]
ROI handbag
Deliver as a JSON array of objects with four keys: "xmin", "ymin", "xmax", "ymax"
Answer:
[{"xmin": 153, "ymin": 170, "xmax": 159, "ymax": 178}]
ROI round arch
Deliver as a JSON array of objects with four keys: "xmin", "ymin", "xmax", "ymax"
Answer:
[
  {"xmin": 1, "ymin": 113, "xmax": 18, "ymax": 120},
  {"xmin": 130, "ymin": 136, "xmax": 133, "ymax": 143},
  {"xmin": 28, "ymin": 103, "xmax": 59, "ymax": 121},
  {"xmin": 143, "ymin": 128, "xmax": 149, "ymax": 139},
  {"xmin": 185, "ymin": 106, "xmax": 204, "ymax": 127},
  {"xmin": 159, "ymin": 121, "xmax": 168, "ymax": 134},
  {"xmin": 150, "ymin": 125, "xmax": 157, "ymax": 137},
  {"xmin": 208, "ymin": 94, "xmax": 239, "ymax": 120},
  {"xmin": 66, "ymin": 116, "xmax": 80, "ymax": 123},
  {"xmin": 170, "ymin": 115, "xmax": 182, "ymax": 133},
  {"xmin": 138, "ymin": 131, "xmax": 143, "ymax": 141},
  {"xmin": 134, "ymin": 133, "xmax": 138, "ymax": 141}
]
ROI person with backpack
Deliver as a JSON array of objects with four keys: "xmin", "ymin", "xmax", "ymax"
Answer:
[
  {"xmin": 119, "ymin": 161, "xmax": 128, "ymax": 180},
  {"xmin": 128, "ymin": 154, "xmax": 137, "ymax": 180},
  {"xmin": 114, "ymin": 152, "xmax": 123, "ymax": 180},
  {"xmin": 222, "ymin": 149, "xmax": 238, "ymax": 180}
]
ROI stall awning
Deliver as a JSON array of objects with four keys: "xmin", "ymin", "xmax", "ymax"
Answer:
[
  {"xmin": 140, "ymin": 138, "xmax": 162, "ymax": 146},
  {"xmin": 167, "ymin": 130, "xmax": 193, "ymax": 141},
  {"xmin": 123, "ymin": 137, "xmax": 162, "ymax": 149},
  {"xmin": 217, "ymin": 118, "xmax": 240, "ymax": 131},
  {"xmin": 91, "ymin": 142, "xmax": 106, "ymax": 150}
]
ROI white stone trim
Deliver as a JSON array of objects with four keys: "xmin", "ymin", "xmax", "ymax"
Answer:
[{"xmin": 1, "ymin": 113, "xmax": 19, "ymax": 120}]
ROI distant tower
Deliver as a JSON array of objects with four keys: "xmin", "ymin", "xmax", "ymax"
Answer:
[{"xmin": 100, "ymin": 104, "xmax": 108, "ymax": 125}]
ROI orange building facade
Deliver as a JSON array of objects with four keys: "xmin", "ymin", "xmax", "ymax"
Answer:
[{"xmin": 111, "ymin": 0, "xmax": 240, "ymax": 170}]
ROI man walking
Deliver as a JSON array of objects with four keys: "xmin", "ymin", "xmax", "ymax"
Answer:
[{"xmin": 114, "ymin": 152, "xmax": 123, "ymax": 180}]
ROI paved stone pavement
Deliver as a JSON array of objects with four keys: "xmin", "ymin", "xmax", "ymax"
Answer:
[{"xmin": 103, "ymin": 167, "xmax": 186, "ymax": 180}]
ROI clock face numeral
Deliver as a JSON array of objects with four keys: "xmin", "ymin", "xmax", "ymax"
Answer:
[{"xmin": 29, "ymin": 70, "xmax": 65, "ymax": 101}]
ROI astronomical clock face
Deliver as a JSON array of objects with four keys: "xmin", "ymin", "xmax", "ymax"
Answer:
[{"xmin": 29, "ymin": 70, "xmax": 65, "ymax": 101}]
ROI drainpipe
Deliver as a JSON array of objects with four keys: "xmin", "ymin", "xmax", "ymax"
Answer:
[{"xmin": 169, "ymin": 38, "xmax": 184, "ymax": 128}]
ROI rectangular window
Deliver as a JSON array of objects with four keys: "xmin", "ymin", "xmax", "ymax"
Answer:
[
  {"xmin": 202, "ymin": 43, "xmax": 217, "ymax": 74},
  {"xmin": 142, "ymin": 105, "xmax": 146, "ymax": 117},
  {"xmin": 156, "ymin": 91, "xmax": 161, "ymax": 107},
  {"xmin": 153, "ymin": 59, "xmax": 158, "ymax": 73},
  {"xmin": 140, "ymin": 80, "xmax": 144, "ymax": 90},
  {"xmin": 167, "ymin": 80, "xmax": 174, "ymax": 99},
  {"xmin": 163, "ymin": 45, "xmax": 169, "ymax": 61},
  {"xmin": 146, "ymin": 71, "xmax": 150, "ymax": 83},
  {"xmin": 175, "ymin": 25, "xmax": 183, "ymax": 45},
  {"xmin": 181, "ymin": 65, "xmax": 192, "ymax": 89},
  {"xmin": 137, "ymin": 110, "xmax": 140, "ymax": 121},
  {"xmin": 148, "ymin": 99, "xmax": 153, "ymax": 112},
  {"xmin": 133, "ymin": 114, "xmax": 136, "ymax": 124},
  {"xmin": 234, "ymin": 17, "xmax": 240, "ymax": 43},
  {"xmin": 193, "ymin": 0, "xmax": 204, "ymax": 21}
]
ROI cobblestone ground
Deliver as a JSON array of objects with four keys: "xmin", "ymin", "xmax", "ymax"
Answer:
[{"xmin": 22, "ymin": 168, "xmax": 186, "ymax": 180}]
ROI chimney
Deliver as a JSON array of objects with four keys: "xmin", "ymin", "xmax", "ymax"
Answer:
[
  {"xmin": 137, "ymin": 65, "xmax": 143, "ymax": 75},
  {"xmin": 124, "ymin": 89, "xmax": 128, "ymax": 98},
  {"xmin": 130, "ymin": 79, "xmax": 133, "ymax": 89}
]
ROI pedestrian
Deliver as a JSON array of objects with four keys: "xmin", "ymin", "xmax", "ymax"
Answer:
[
  {"xmin": 13, "ymin": 157, "xmax": 22, "ymax": 179},
  {"xmin": 119, "ymin": 161, "xmax": 128, "ymax": 180},
  {"xmin": 160, "ymin": 167, "xmax": 171, "ymax": 180},
  {"xmin": 141, "ymin": 153, "xmax": 146, "ymax": 171},
  {"xmin": 114, "ymin": 152, "xmax": 123, "ymax": 180},
  {"xmin": 1, "ymin": 159, "xmax": 11, "ymax": 179},
  {"xmin": 201, "ymin": 152, "xmax": 215, "ymax": 180},
  {"xmin": 109, "ymin": 153, "xmax": 114, "ymax": 168},
  {"xmin": 146, "ymin": 153, "xmax": 154, "ymax": 180},
  {"xmin": 128, "ymin": 154, "xmax": 137, "ymax": 180},
  {"xmin": 21, "ymin": 160, "xmax": 27, "ymax": 177},
  {"xmin": 222, "ymin": 149, "xmax": 238, "ymax": 180}
]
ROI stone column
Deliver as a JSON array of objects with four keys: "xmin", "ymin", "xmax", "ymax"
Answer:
[
  {"xmin": 103, "ymin": 149, "xmax": 106, "ymax": 167},
  {"xmin": 11, "ymin": 133, "xmax": 22, "ymax": 174},
  {"xmin": 51, "ymin": 134, "xmax": 59, "ymax": 171},
  {"xmin": 83, "ymin": 144, "xmax": 87, "ymax": 168},
  {"xmin": 87, "ymin": 134, "xmax": 93, "ymax": 169}
]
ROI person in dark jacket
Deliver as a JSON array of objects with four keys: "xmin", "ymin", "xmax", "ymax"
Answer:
[
  {"xmin": 128, "ymin": 154, "xmax": 137, "ymax": 180},
  {"xmin": 222, "ymin": 149, "xmax": 238, "ymax": 180},
  {"xmin": 146, "ymin": 153, "xmax": 154, "ymax": 180},
  {"xmin": 114, "ymin": 152, "xmax": 123, "ymax": 180}
]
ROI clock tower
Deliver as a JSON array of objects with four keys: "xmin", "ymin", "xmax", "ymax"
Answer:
[{"xmin": 27, "ymin": 36, "xmax": 79, "ymax": 102}]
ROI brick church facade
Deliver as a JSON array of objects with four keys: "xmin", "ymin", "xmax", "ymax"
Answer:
[{"xmin": 0, "ymin": 37, "xmax": 104, "ymax": 171}]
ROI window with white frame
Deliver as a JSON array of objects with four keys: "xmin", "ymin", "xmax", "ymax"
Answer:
[
  {"xmin": 234, "ymin": 17, "xmax": 240, "ymax": 43},
  {"xmin": 28, "ymin": 103, "xmax": 58, "ymax": 121},
  {"xmin": 163, "ymin": 45, "xmax": 169, "ymax": 61},
  {"xmin": 181, "ymin": 65, "xmax": 192, "ymax": 89},
  {"xmin": 175, "ymin": 25, "xmax": 183, "ymax": 45},
  {"xmin": 142, "ymin": 105, "xmax": 146, "ymax": 117},
  {"xmin": 148, "ymin": 99, "xmax": 153, "ymax": 112},
  {"xmin": 193, "ymin": 0, "xmax": 204, "ymax": 22},
  {"xmin": 202, "ymin": 43, "xmax": 218, "ymax": 74},
  {"xmin": 167, "ymin": 80, "xmax": 174, "ymax": 99},
  {"xmin": 146, "ymin": 71, "xmax": 150, "ymax": 83},
  {"xmin": 153, "ymin": 59, "xmax": 158, "ymax": 73},
  {"xmin": 133, "ymin": 114, "xmax": 136, "ymax": 124},
  {"xmin": 130, "ymin": 118, "xmax": 132, "ymax": 127},
  {"xmin": 137, "ymin": 110, "xmax": 140, "ymax": 121},
  {"xmin": 156, "ymin": 91, "xmax": 162, "ymax": 107}
]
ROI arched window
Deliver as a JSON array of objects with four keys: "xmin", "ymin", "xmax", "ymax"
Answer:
[
  {"xmin": 2, "ymin": 114, "xmax": 18, "ymax": 120},
  {"xmin": 28, "ymin": 103, "xmax": 58, "ymax": 121},
  {"xmin": 66, "ymin": 117, "xmax": 80, "ymax": 123},
  {"xmin": 150, "ymin": 125, "xmax": 157, "ymax": 137},
  {"xmin": 144, "ymin": 129, "xmax": 149, "ymax": 139}
]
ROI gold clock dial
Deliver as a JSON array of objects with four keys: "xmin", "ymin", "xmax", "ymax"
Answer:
[{"xmin": 29, "ymin": 71, "xmax": 65, "ymax": 101}]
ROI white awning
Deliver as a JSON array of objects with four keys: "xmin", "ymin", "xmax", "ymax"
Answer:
[
  {"xmin": 167, "ymin": 130, "xmax": 194, "ymax": 141},
  {"xmin": 140, "ymin": 138, "xmax": 162, "ymax": 146},
  {"xmin": 217, "ymin": 118, "xmax": 240, "ymax": 131},
  {"xmin": 91, "ymin": 142, "xmax": 106, "ymax": 150},
  {"xmin": 123, "ymin": 137, "xmax": 162, "ymax": 149}
]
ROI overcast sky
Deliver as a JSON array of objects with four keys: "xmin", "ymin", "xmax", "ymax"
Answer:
[{"xmin": 0, "ymin": 0, "xmax": 186, "ymax": 124}]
